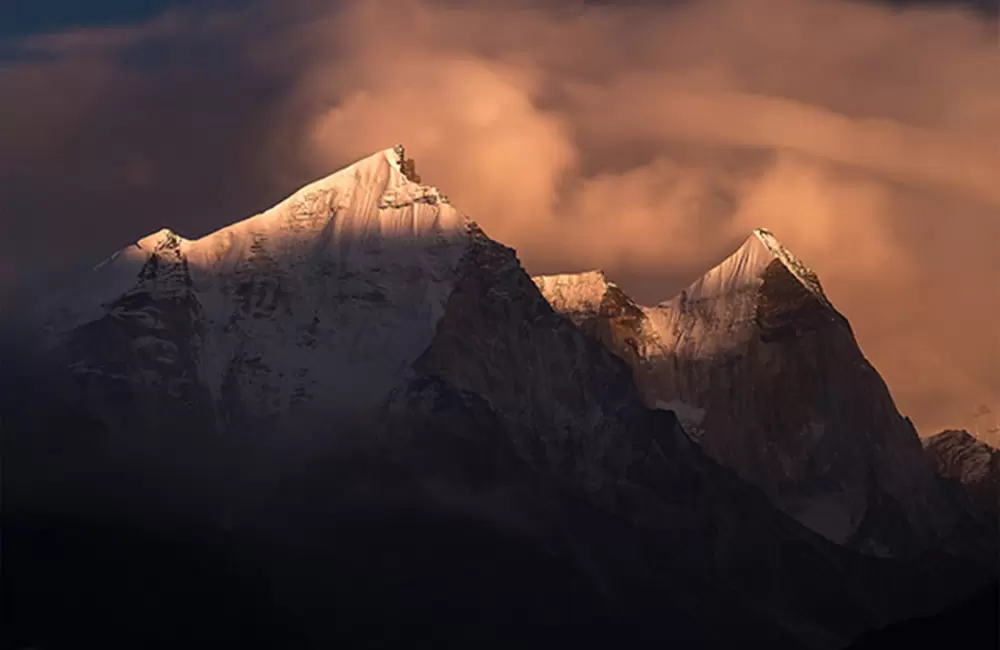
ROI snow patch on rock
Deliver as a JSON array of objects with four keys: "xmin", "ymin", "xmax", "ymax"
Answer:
[{"xmin": 532, "ymin": 271, "xmax": 611, "ymax": 316}]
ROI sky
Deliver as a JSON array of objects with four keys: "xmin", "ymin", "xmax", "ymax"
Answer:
[{"xmin": 0, "ymin": 0, "xmax": 997, "ymax": 436}]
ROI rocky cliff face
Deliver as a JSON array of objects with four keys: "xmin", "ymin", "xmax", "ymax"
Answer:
[
  {"xmin": 923, "ymin": 430, "xmax": 999, "ymax": 521},
  {"xmin": 535, "ymin": 230, "xmax": 994, "ymax": 562}
]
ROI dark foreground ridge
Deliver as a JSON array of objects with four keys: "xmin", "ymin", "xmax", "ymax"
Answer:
[{"xmin": 846, "ymin": 580, "xmax": 999, "ymax": 650}]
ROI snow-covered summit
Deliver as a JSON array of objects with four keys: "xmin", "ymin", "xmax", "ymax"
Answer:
[
  {"xmin": 535, "ymin": 228, "xmax": 977, "ymax": 558},
  {"xmin": 46, "ymin": 146, "xmax": 468, "ymax": 330},
  {"xmin": 658, "ymin": 228, "xmax": 829, "ymax": 308},
  {"xmin": 177, "ymin": 145, "xmax": 462, "ymax": 276},
  {"xmin": 136, "ymin": 227, "xmax": 187, "ymax": 252},
  {"xmin": 636, "ymin": 227, "xmax": 840, "ymax": 359},
  {"xmin": 94, "ymin": 145, "xmax": 453, "ymax": 271},
  {"xmin": 752, "ymin": 228, "xmax": 829, "ymax": 304},
  {"xmin": 38, "ymin": 146, "xmax": 476, "ymax": 421}
]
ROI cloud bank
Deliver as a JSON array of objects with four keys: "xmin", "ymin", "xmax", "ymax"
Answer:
[{"xmin": 1, "ymin": 0, "xmax": 997, "ymax": 434}]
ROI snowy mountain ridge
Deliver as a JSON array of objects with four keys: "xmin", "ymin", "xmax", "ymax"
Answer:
[
  {"xmin": 652, "ymin": 228, "xmax": 830, "ymax": 309},
  {"xmin": 38, "ymin": 146, "xmax": 471, "ymax": 423},
  {"xmin": 10, "ymin": 146, "xmax": 997, "ymax": 650},
  {"xmin": 532, "ymin": 270, "xmax": 614, "ymax": 316},
  {"xmin": 28, "ymin": 146, "xmax": 993, "ymax": 562},
  {"xmin": 532, "ymin": 228, "xmax": 837, "ymax": 362},
  {"xmin": 533, "ymin": 234, "xmax": 993, "ymax": 561}
]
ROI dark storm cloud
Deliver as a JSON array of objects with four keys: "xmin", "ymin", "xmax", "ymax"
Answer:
[
  {"xmin": 0, "ymin": 0, "xmax": 267, "ymax": 38},
  {"xmin": 0, "ymin": 3, "xmax": 305, "ymax": 290},
  {"xmin": 1, "ymin": 0, "xmax": 997, "ymax": 434}
]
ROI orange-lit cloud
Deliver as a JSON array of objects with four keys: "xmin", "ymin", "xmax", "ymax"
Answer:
[{"xmin": 1, "ymin": 0, "xmax": 997, "ymax": 434}]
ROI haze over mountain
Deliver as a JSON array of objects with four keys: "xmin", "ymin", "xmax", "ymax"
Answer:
[{"xmin": 5, "ymin": 146, "xmax": 996, "ymax": 650}]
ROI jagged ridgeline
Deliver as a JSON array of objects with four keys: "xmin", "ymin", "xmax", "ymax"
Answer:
[
  {"xmin": 534, "ymin": 230, "xmax": 997, "ymax": 566},
  {"xmin": 394, "ymin": 143, "xmax": 421, "ymax": 183},
  {"xmin": 6, "ymin": 147, "xmax": 996, "ymax": 650}
]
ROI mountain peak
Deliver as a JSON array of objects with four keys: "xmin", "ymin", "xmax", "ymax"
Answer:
[
  {"xmin": 156, "ymin": 146, "xmax": 462, "ymax": 278},
  {"xmin": 533, "ymin": 270, "xmax": 613, "ymax": 316},
  {"xmin": 137, "ymin": 228, "xmax": 186, "ymax": 252},
  {"xmin": 104, "ymin": 147, "xmax": 443, "ymax": 276},
  {"xmin": 535, "ymin": 230, "xmax": 975, "ymax": 555},
  {"xmin": 39, "ymin": 147, "xmax": 471, "ymax": 358},
  {"xmin": 660, "ymin": 228, "xmax": 829, "ymax": 308},
  {"xmin": 392, "ymin": 144, "xmax": 422, "ymax": 183},
  {"xmin": 751, "ymin": 228, "xmax": 827, "ymax": 301}
]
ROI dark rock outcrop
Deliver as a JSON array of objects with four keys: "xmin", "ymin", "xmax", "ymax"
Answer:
[
  {"xmin": 846, "ymin": 580, "xmax": 998, "ymax": 650},
  {"xmin": 924, "ymin": 429, "xmax": 999, "ymax": 521}
]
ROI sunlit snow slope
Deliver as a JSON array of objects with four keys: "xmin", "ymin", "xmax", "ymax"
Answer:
[{"xmin": 40, "ymin": 146, "xmax": 470, "ymax": 422}]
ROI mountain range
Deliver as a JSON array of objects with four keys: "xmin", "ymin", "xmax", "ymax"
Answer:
[
  {"xmin": 3, "ymin": 146, "xmax": 996, "ymax": 650},
  {"xmin": 533, "ymin": 231, "xmax": 994, "ymax": 561}
]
